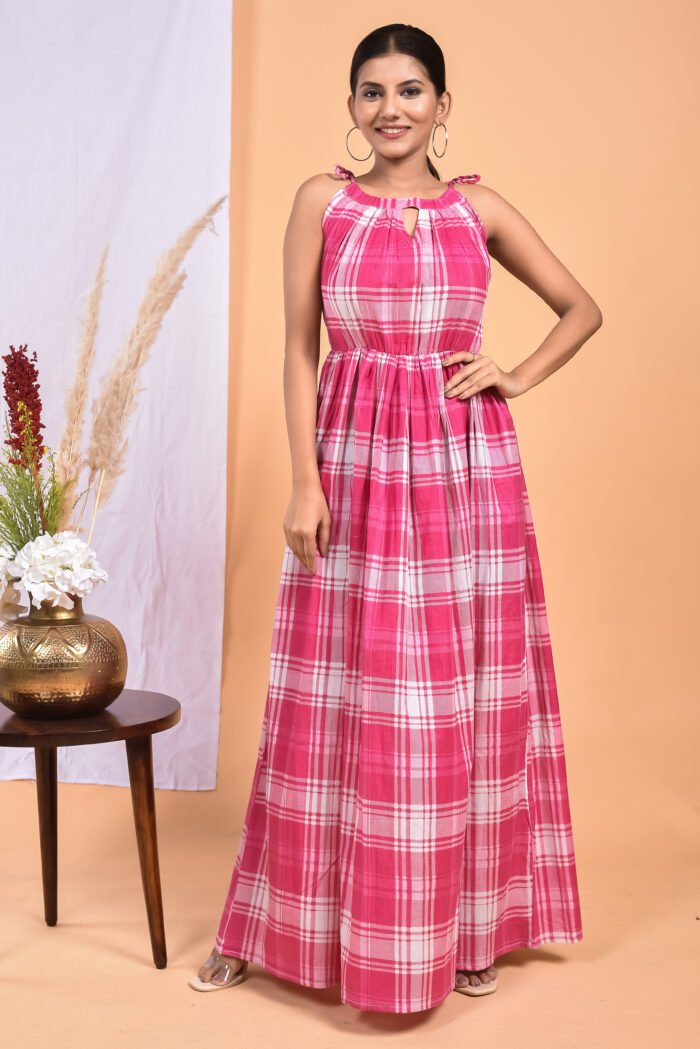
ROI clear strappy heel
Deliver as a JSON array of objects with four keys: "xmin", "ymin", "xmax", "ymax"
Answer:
[{"xmin": 188, "ymin": 948, "xmax": 249, "ymax": 992}]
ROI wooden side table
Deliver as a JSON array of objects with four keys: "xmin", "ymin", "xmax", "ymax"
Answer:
[{"xmin": 0, "ymin": 689, "xmax": 181, "ymax": 968}]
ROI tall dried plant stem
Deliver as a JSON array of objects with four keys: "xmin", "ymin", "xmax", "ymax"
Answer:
[
  {"xmin": 76, "ymin": 487, "xmax": 89, "ymax": 534},
  {"xmin": 86, "ymin": 468, "xmax": 106, "ymax": 547},
  {"xmin": 83, "ymin": 195, "xmax": 227, "ymax": 540},
  {"xmin": 55, "ymin": 244, "xmax": 109, "ymax": 532}
]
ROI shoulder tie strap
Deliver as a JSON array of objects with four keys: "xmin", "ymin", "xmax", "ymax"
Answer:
[
  {"xmin": 447, "ymin": 173, "xmax": 481, "ymax": 185},
  {"xmin": 333, "ymin": 163, "xmax": 356, "ymax": 181},
  {"xmin": 333, "ymin": 165, "xmax": 478, "ymax": 186}
]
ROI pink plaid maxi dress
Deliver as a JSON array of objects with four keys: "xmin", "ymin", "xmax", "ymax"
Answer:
[{"xmin": 215, "ymin": 163, "xmax": 583, "ymax": 1013}]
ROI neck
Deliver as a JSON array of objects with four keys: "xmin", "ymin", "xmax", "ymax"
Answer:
[{"xmin": 362, "ymin": 156, "xmax": 440, "ymax": 194}]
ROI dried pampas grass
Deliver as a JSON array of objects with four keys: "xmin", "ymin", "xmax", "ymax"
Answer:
[
  {"xmin": 59, "ymin": 194, "xmax": 227, "ymax": 544},
  {"xmin": 54, "ymin": 244, "xmax": 109, "ymax": 532}
]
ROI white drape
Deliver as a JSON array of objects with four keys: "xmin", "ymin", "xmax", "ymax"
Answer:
[{"xmin": 0, "ymin": 0, "xmax": 231, "ymax": 788}]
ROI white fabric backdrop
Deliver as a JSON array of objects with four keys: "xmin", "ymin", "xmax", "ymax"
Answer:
[{"xmin": 0, "ymin": 0, "xmax": 231, "ymax": 788}]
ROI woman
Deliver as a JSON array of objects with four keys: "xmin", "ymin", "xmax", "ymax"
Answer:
[{"xmin": 190, "ymin": 22, "xmax": 599, "ymax": 1013}]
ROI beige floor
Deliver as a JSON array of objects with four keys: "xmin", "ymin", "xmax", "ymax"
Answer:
[{"xmin": 1, "ymin": 773, "xmax": 696, "ymax": 1049}]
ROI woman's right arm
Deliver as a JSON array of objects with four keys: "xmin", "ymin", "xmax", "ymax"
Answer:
[{"xmin": 280, "ymin": 174, "xmax": 337, "ymax": 576}]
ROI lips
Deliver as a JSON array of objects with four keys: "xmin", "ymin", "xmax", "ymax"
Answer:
[{"xmin": 375, "ymin": 126, "xmax": 410, "ymax": 137}]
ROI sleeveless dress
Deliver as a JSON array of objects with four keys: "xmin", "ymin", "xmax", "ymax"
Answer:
[{"xmin": 215, "ymin": 164, "xmax": 583, "ymax": 1013}]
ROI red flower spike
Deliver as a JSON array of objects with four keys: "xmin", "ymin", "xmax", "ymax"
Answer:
[{"xmin": 2, "ymin": 343, "xmax": 46, "ymax": 468}]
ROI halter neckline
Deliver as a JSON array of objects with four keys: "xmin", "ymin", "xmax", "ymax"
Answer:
[{"xmin": 332, "ymin": 163, "xmax": 481, "ymax": 209}]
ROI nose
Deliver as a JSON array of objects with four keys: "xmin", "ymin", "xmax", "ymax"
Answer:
[{"xmin": 378, "ymin": 97, "xmax": 402, "ymax": 120}]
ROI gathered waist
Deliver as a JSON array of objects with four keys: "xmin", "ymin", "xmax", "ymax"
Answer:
[{"xmin": 325, "ymin": 344, "xmax": 480, "ymax": 367}]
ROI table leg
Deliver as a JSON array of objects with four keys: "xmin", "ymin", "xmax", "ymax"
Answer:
[
  {"xmin": 125, "ymin": 734, "xmax": 167, "ymax": 968},
  {"xmin": 34, "ymin": 746, "xmax": 57, "ymax": 927}
]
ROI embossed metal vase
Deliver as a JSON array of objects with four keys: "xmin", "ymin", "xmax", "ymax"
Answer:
[{"xmin": 0, "ymin": 595, "xmax": 127, "ymax": 719}]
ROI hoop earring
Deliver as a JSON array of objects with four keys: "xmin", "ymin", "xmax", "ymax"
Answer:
[
  {"xmin": 346, "ymin": 126, "xmax": 373, "ymax": 162},
  {"xmin": 431, "ymin": 121, "xmax": 448, "ymax": 158}
]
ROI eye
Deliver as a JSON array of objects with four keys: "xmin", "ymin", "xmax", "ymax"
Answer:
[{"xmin": 361, "ymin": 87, "xmax": 422, "ymax": 100}]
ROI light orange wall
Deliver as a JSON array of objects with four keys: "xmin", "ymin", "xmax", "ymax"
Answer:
[{"xmin": 221, "ymin": 0, "xmax": 699, "ymax": 853}]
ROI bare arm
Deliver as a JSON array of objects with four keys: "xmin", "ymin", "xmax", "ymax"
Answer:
[
  {"xmin": 280, "ymin": 173, "xmax": 339, "ymax": 574},
  {"xmin": 443, "ymin": 184, "xmax": 603, "ymax": 399}
]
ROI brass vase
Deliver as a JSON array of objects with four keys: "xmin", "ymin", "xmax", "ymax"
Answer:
[{"xmin": 0, "ymin": 595, "xmax": 127, "ymax": 719}]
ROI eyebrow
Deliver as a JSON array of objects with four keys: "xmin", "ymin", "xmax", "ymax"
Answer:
[{"xmin": 357, "ymin": 78, "xmax": 425, "ymax": 89}]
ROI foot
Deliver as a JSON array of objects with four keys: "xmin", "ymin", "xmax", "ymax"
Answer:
[
  {"xmin": 455, "ymin": 966, "xmax": 498, "ymax": 990},
  {"xmin": 197, "ymin": 947, "xmax": 246, "ymax": 987}
]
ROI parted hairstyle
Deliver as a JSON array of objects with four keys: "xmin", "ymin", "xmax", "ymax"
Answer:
[{"xmin": 349, "ymin": 23, "xmax": 447, "ymax": 180}]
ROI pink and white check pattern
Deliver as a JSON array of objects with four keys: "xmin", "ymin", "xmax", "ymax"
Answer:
[{"xmin": 215, "ymin": 164, "xmax": 583, "ymax": 1012}]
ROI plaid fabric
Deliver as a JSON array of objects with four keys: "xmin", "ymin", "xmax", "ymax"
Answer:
[{"xmin": 215, "ymin": 164, "xmax": 582, "ymax": 1012}]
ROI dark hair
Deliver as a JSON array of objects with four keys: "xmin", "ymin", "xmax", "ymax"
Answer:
[{"xmin": 349, "ymin": 23, "xmax": 446, "ymax": 180}]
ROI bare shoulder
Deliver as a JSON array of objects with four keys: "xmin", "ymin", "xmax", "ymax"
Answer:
[
  {"xmin": 448, "ymin": 180, "xmax": 503, "ymax": 241},
  {"xmin": 451, "ymin": 180, "xmax": 548, "ymax": 247},
  {"xmin": 289, "ymin": 171, "xmax": 352, "ymax": 221}
]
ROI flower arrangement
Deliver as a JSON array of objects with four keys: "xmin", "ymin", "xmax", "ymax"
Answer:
[
  {"xmin": 0, "ymin": 342, "xmax": 108, "ymax": 613},
  {"xmin": 0, "ymin": 193, "xmax": 226, "ymax": 618},
  {"xmin": 0, "ymin": 531, "xmax": 107, "ymax": 613}
]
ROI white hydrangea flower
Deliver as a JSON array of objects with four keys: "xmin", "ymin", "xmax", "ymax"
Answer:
[
  {"xmin": 5, "ymin": 530, "xmax": 108, "ymax": 610},
  {"xmin": 0, "ymin": 541, "xmax": 16, "ymax": 580}
]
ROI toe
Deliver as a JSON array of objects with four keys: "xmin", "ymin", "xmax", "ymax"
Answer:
[
  {"xmin": 212, "ymin": 958, "xmax": 244, "ymax": 986},
  {"xmin": 197, "ymin": 953, "xmax": 217, "ymax": 981},
  {"xmin": 467, "ymin": 966, "xmax": 494, "ymax": 982},
  {"xmin": 456, "ymin": 966, "xmax": 497, "ymax": 989}
]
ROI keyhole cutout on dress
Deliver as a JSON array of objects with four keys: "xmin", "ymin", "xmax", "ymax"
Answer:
[{"xmin": 402, "ymin": 205, "xmax": 419, "ymax": 238}]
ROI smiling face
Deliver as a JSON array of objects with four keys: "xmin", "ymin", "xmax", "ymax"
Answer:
[{"xmin": 348, "ymin": 51, "xmax": 451, "ymax": 160}]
